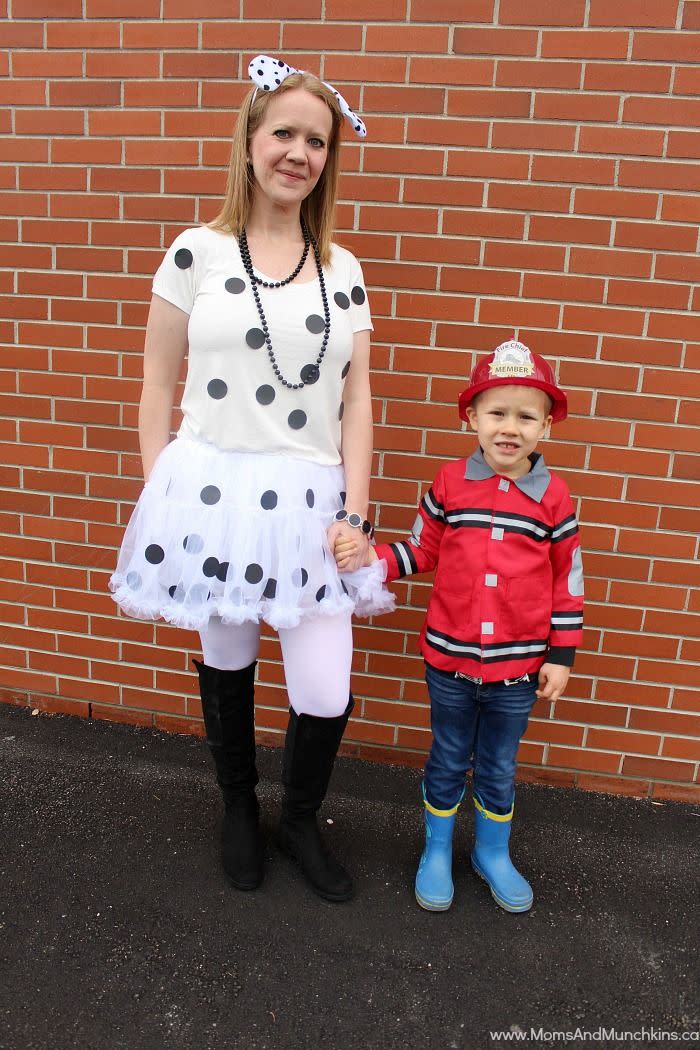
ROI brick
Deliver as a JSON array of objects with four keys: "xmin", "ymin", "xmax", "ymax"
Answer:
[
  {"xmin": 49, "ymin": 80, "xmax": 121, "ymax": 107},
  {"xmin": 87, "ymin": 0, "xmax": 160, "ymax": 11},
  {"xmin": 448, "ymin": 89, "xmax": 531, "ymax": 118},
  {"xmin": 584, "ymin": 62, "xmax": 671, "ymax": 93},
  {"xmin": 365, "ymin": 25, "xmax": 448, "ymax": 52},
  {"xmin": 622, "ymin": 755, "xmax": 694, "ymax": 781},
  {"xmin": 15, "ymin": 109, "xmax": 84, "ymax": 136},
  {"xmin": 12, "ymin": 52, "xmax": 83, "ymax": 79},
  {"xmin": 407, "ymin": 117, "xmax": 489, "ymax": 148},
  {"xmin": 535, "ymin": 91, "xmax": 619, "ymax": 123},
  {"xmin": 122, "ymin": 22, "xmax": 198, "ymax": 48},
  {"xmin": 632, "ymin": 31, "xmax": 700, "ymax": 62},
  {"xmin": 620, "ymin": 159, "xmax": 700, "ymax": 194},
  {"xmin": 46, "ymin": 20, "xmax": 120, "ymax": 47},
  {"xmin": 652, "ymin": 559, "xmax": 700, "ymax": 587},
  {"xmin": 666, "ymin": 132, "xmax": 700, "ymax": 161},
  {"xmin": 671, "ymin": 454, "xmax": 700, "ymax": 481},
  {"xmin": 673, "ymin": 66, "xmax": 700, "ymax": 94},
  {"xmin": 364, "ymin": 86, "xmax": 444, "ymax": 115},
  {"xmin": 522, "ymin": 272, "xmax": 604, "ymax": 304},
  {"xmin": 403, "ymin": 179, "xmax": 482, "ymax": 208},
  {"xmin": 484, "ymin": 241, "xmax": 566, "ymax": 271},
  {"xmin": 281, "ymin": 22, "xmax": 362, "ymax": 51},
  {"xmin": 489, "ymin": 182, "xmax": 571, "ymax": 213},
  {"xmin": 324, "ymin": 54, "xmax": 406, "ymax": 83},
  {"xmin": 88, "ymin": 110, "xmax": 161, "ymax": 137},
  {"xmin": 13, "ymin": 0, "xmax": 81, "ymax": 11},
  {"xmin": 571, "ymin": 249, "xmax": 652, "ymax": 281},
  {"xmin": 609, "ymin": 279, "xmax": 689, "ymax": 311},
  {"xmin": 491, "ymin": 121, "xmax": 576, "ymax": 151},
  {"xmin": 615, "ymin": 220, "xmax": 697, "ymax": 252},
  {"xmin": 531, "ymin": 154, "xmax": 615, "ymax": 186},
  {"xmin": 454, "ymin": 27, "xmax": 537, "ymax": 57},
  {"xmin": 500, "ymin": 0, "xmax": 585, "ymax": 24},
  {"xmin": 243, "ymin": 0, "xmax": 321, "ymax": 14},
  {"xmin": 86, "ymin": 52, "xmax": 160, "ymax": 79},
  {"xmin": 582, "ymin": 126, "xmax": 665, "ymax": 158},
  {"xmin": 124, "ymin": 81, "xmax": 199, "ymax": 108},
  {"xmin": 496, "ymin": 60, "xmax": 581, "ymax": 90},
  {"xmin": 590, "ymin": 0, "xmax": 679, "ymax": 26},
  {"xmin": 588, "ymin": 728, "xmax": 662, "ymax": 756},
  {"xmin": 529, "ymin": 215, "xmax": 611, "ymax": 246},
  {"xmin": 636, "ymin": 422, "xmax": 699, "ymax": 454},
  {"xmin": 542, "ymin": 30, "xmax": 629, "ymax": 59},
  {"xmin": 548, "ymin": 746, "xmax": 620, "ymax": 774},
  {"xmin": 411, "ymin": 0, "xmax": 493, "ymax": 19}
]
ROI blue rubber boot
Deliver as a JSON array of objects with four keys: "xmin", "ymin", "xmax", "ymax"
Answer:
[
  {"xmin": 470, "ymin": 795, "xmax": 533, "ymax": 913},
  {"xmin": 414, "ymin": 789, "xmax": 459, "ymax": 912}
]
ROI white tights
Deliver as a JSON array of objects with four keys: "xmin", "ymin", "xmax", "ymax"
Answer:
[{"xmin": 198, "ymin": 613, "xmax": 353, "ymax": 718}]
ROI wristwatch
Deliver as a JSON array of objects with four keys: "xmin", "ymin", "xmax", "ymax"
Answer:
[{"xmin": 334, "ymin": 509, "xmax": 374, "ymax": 539}]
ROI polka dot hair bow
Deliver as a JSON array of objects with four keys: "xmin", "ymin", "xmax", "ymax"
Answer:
[{"xmin": 248, "ymin": 54, "xmax": 367, "ymax": 139}]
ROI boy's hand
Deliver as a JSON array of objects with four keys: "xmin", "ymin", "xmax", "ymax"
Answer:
[
  {"xmin": 333, "ymin": 535, "xmax": 376, "ymax": 571},
  {"xmin": 536, "ymin": 663, "xmax": 570, "ymax": 702}
]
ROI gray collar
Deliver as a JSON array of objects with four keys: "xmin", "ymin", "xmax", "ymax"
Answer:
[{"xmin": 465, "ymin": 448, "xmax": 551, "ymax": 503}]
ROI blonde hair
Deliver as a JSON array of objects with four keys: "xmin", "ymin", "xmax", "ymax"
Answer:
[{"xmin": 209, "ymin": 73, "xmax": 345, "ymax": 266}]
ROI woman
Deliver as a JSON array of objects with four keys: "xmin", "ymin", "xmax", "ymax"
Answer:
[{"xmin": 110, "ymin": 55, "xmax": 392, "ymax": 903}]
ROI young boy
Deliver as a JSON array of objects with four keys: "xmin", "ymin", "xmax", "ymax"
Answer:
[{"xmin": 335, "ymin": 341, "xmax": 584, "ymax": 913}]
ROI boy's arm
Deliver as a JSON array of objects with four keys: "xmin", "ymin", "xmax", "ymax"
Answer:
[
  {"xmin": 374, "ymin": 474, "xmax": 448, "ymax": 581},
  {"xmin": 547, "ymin": 489, "xmax": 584, "ymax": 667},
  {"xmin": 335, "ymin": 471, "xmax": 448, "ymax": 579}
]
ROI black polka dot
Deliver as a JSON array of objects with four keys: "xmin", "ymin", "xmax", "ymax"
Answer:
[
  {"xmin": 256, "ymin": 384, "xmax": 275, "ymax": 405},
  {"xmin": 225, "ymin": 277, "xmax": 245, "ymax": 294},
  {"xmin": 260, "ymin": 490, "xmax": 278, "ymax": 510},
  {"xmin": 203, "ymin": 557, "xmax": 219, "ymax": 578},
  {"xmin": 305, "ymin": 314, "xmax": 325, "ymax": 334},
  {"xmin": 215, "ymin": 561, "xmax": 229, "ymax": 583},
  {"xmin": 334, "ymin": 292, "xmax": 350, "ymax": 310},
  {"xmin": 200, "ymin": 485, "xmax": 221, "ymax": 505},
  {"xmin": 145, "ymin": 543, "xmax": 165, "ymax": 564},
  {"xmin": 246, "ymin": 328, "xmax": 266, "ymax": 350},
  {"xmin": 174, "ymin": 248, "xmax": 193, "ymax": 269},
  {"xmin": 315, "ymin": 585, "xmax": 327, "ymax": 602},
  {"xmin": 168, "ymin": 583, "xmax": 186, "ymax": 602},
  {"xmin": 126, "ymin": 571, "xmax": 141, "ymax": 590},
  {"xmin": 351, "ymin": 285, "xmax": 366, "ymax": 305},
  {"xmin": 288, "ymin": 410, "xmax": 307, "ymax": 430},
  {"xmin": 292, "ymin": 567, "xmax": 309, "ymax": 588},
  {"xmin": 340, "ymin": 491, "xmax": 346, "ymax": 503},
  {"xmin": 338, "ymin": 402, "xmax": 345, "ymax": 421},
  {"xmin": 341, "ymin": 580, "xmax": 349, "ymax": 596},
  {"xmin": 183, "ymin": 533, "xmax": 204, "ymax": 554},
  {"xmin": 306, "ymin": 488, "xmax": 315, "ymax": 508},
  {"xmin": 300, "ymin": 363, "xmax": 320, "ymax": 385},
  {"xmin": 245, "ymin": 563, "xmax": 264, "ymax": 585},
  {"xmin": 263, "ymin": 578, "xmax": 277, "ymax": 599},
  {"xmin": 341, "ymin": 360, "xmax": 351, "ymax": 379},
  {"xmin": 207, "ymin": 378, "xmax": 228, "ymax": 400}
]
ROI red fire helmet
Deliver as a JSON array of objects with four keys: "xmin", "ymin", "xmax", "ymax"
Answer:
[{"xmin": 458, "ymin": 340, "xmax": 568, "ymax": 423}]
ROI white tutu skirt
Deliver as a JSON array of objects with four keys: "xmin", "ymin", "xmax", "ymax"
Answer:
[{"xmin": 109, "ymin": 437, "xmax": 394, "ymax": 632}]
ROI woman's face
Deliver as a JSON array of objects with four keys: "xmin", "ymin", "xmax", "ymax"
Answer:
[{"xmin": 248, "ymin": 87, "xmax": 333, "ymax": 212}]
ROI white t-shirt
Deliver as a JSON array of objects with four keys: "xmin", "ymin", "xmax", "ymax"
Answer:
[{"xmin": 152, "ymin": 225, "xmax": 373, "ymax": 466}]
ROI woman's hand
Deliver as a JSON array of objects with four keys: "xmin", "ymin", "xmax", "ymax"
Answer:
[{"xmin": 327, "ymin": 521, "xmax": 371, "ymax": 573}]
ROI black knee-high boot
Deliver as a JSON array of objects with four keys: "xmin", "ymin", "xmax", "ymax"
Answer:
[
  {"xmin": 277, "ymin": 697, "xmax": 354, "ymax": 902},
  {"xmin": 193, "ymin": 659, "xmax": 264, "ymax": 890}
]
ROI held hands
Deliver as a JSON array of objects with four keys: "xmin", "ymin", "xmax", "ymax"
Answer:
[
  {"xmin": 536, "ymin": 663, "xmax": 570, "ymax": 702},
  {"xmin": 332, "ymin": 529, "xmax": 377, "ymax": 572}
]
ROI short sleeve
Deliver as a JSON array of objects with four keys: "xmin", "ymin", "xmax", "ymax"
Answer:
[
  {"xmin": 152, "ymin": 229, "xmax": 197, "ymax": 315},
  {"xmin": 347, "ymin": 253, "xmax": 373, "ymax": 334}
]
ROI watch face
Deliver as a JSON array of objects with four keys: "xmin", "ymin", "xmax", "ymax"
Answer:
[
  {"xmin": 347, "ymin": 513, "xmax": 362, "ymax": 528},
  {"xmin": 335, "ymin": 510, "xmax": 347, "ymax": 521},
  {"xmin": 361, "ymin": 520, "xmax": 372, "ymax": 534}
]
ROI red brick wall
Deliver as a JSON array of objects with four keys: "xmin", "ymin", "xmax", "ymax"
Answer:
[{"xmin": 2, "ymin": 3, "xmax": 699, "ymax": 801}]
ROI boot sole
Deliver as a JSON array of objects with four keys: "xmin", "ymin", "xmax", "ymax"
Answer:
[
  {"xmin": 277, "ymin": 838, "xmax": 354, "ymax": 903},
  {"xmin": 470, "ymin": 857, "xmax": 533, "ymax": 913},
  {"xmin": 224, "ymin": 870, "xmax": 264, "ymax": 891},
  {"xmin": 415, "ymin": 889, "xmax": 453, "ymax": 912}
]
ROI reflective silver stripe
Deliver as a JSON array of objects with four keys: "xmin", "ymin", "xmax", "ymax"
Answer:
[
  {"xmin": 425, "ymin": 630, "xmax": 481, "ymax": 657},
  {"xmin": 552, "ymin": 518, "xmax": 578, "ymax": 540},
  {"xmin": 422, "ymin": 491, "xmax": 444, "ymax": 519},
  {"xmin": 395, "ymin": 542, "xmax": 415, "ymax": 575}
]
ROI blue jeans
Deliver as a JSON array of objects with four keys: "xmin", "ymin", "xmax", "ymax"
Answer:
[{"xmin": 424, "ymin": 663, "xmax": 537, "ymax": 815}]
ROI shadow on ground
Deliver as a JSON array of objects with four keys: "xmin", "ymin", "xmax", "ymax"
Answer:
[{"xmin": 0, "ymin": 703, "xmax": 697, "ymax": 1050}]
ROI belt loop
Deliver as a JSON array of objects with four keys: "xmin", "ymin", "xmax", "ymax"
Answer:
[{"xmin": 504, "ymin": 673, "xmax": 530, "ymax": 687}]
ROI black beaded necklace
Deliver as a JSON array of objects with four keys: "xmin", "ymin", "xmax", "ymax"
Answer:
[{"xmin": 238, "ymin": 219, "xmax": 331, "ymax": 391}]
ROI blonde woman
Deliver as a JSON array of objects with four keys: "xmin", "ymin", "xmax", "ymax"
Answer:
[{"xmin": 110, "ymin": 56, "xmax": 391, "ymax": 902}]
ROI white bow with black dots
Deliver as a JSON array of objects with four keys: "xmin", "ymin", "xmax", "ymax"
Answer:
[{"xmin": 248, "ymin": 54, "xmax": 367, "ymax": 139}]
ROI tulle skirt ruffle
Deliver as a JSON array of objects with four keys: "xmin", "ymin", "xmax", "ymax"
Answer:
[{"xmin": 109, "ymin": 437, "xmax": 394, "ymax": 632}]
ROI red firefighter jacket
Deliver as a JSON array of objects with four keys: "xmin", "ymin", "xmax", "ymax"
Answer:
[{"xmin": 375, "ymin": 449, "xmax": 584, "ymax": 682}]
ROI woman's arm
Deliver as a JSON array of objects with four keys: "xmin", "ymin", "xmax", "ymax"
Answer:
[
  {"xmin": 138, "ymin": 294, "xmax": 190, "ymax": 481},
  {"xmin": 326, "ymin": 328, "xmax": 373, "ymax": 571}
]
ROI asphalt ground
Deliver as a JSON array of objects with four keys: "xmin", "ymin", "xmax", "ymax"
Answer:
[{"xmin": 0, "ymin": 701, "xmax": 697, "ymax": 1050}]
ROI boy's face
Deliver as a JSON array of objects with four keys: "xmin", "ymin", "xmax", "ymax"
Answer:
[{"xmin": 466, "ymin": 385, "xmax": 552, "ymax": 480}]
